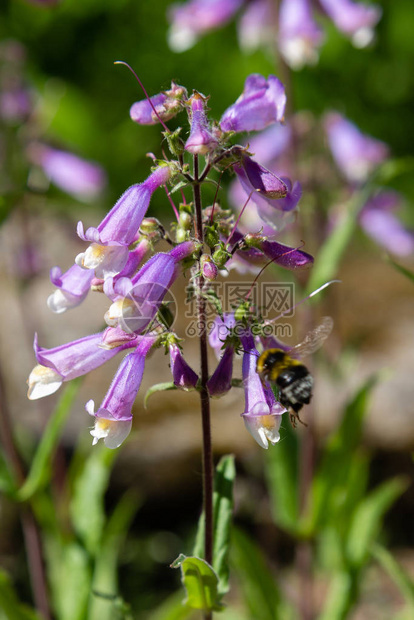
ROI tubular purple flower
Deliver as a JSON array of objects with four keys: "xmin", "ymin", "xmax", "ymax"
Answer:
[
  {"xmin": 241, "ymin": 334, "xmax": 286, "ymax": 449},
  {"xmin": 246, "ymin": 123, "xmax": 292, "ymax": 167},
  {"xmin": 318, "ymin": 0, "xmax": 381, "ymax": 47},
  {"xmin": 208, "ymin": 313, "xmax": 236, "ymax": 357},
  {"xmin": 244, "ymin": 235, "xmax": 314, "ymax": 270},
  {"xmin": 30, "ymin": 145, "xmax": 106, "ymax": 202},
  {"xmin": 76, "ymin": 166, "xmax": 172, "ymax": 279},
  {"xmin": 207, "ymin": 345, "xmax": 234, "ymax": 398},
  {"xmin": 130, "ymin": 82, "xmax": 188, "ymax": 125},
  {"xmin": 220, "ymin": 74, "xmax": 286, "ymax": 133},
  {"xmin": 279, "ymin": 0, "xmax": 324, "ymax": 69},
  {"xmin": 47, "ymin": 264, "xmax": 94, "ymax": 314},
  {"xmin": 27, "ymin": 332, "xmax": 137, "ymax": 400},
  {"xmin": 237, "ymin": 0, "xmax": 275, "ymax": 54},
  {"xmin": 185, "ymin": 92, "xmax": 218, "ymax": 155},
  {"xmin": 104, "ymin": 242, "xmax": 197, "ymax": 334},
  {"xmin": 86, "ymin": 336, "xmax": 157, "ymax": 449},
  {"xmin": 359, "ymin": 191, "xmax": 414, "ymax": 256},
  {"xmin": 168, "ymin": 0, "xmax": 243, "ymax": 52},
  {"xmin": 234, "ymin": 155, "xmax": 288, "ymax": 199},
  {"xmin": 324, "ymin": 112, "xmax": 389, "ymax": 184},
  {"xmin": 169, "ymin": 343, "xmax": 199, "ymax": 390},
  {"xmin": 101, "ymin": 327, "xmax": 141, "ymax": 350}
]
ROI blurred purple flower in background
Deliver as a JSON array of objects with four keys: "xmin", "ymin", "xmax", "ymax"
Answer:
[{"xmin": 167, "ymin": 0, "xmax": 382, "ymax": 68}]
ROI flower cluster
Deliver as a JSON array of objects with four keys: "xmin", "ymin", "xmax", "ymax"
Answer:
[
  {"xmin": 28, "ymin": 73, "xmax": 316, "ymax": 449},
  {"xmin": 167, "ymin": 0, "xmax": 382, "ymax": 69}
]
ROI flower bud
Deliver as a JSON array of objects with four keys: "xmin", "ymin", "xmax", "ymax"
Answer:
[
  {"xmin": 201, "ymin": 254, "xmax": 218, "ymax": 281},
  {"xmin": 212, "ymin": 244, "xmax": 231, "ymax": 269},
  {"xmin": 185, "ymin": 92, "xmax": 218, "ymax": 155}
]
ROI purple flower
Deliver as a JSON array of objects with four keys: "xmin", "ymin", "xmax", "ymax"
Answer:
[
  {"xmin": 207, "ymin": 345, "xmax": 234, "ymax": 398},
  {"xmin": 168, "ymin": 0, "xmax": 243, "ymax": 52},
  {"xmin": 31, "ymin": 145, "xmax": 107, "ymax": 202},
  {"xmin": 86, "ymin": 336, "xmax": 157, "ymax": 449},
  {"xmin": 359, "ymin": 191, "xmax": 414, "ymax": 256},
  {"xmin": 101, "ymin": 327, "xmax": 141, "ymax": 350},
  {"xmin": 185, "ymin": 92, "xmax": 218, "ymax": 155},
  {"xmin": 241, "ymin": 334, "xmax": 286, "ymax": 449},
  {"xmin": 220, "ymin": 74, "xmax": 286, "ymax": 133},
  {"xmin": 244, "ymin": 122, "xmax": 292, "ymax": 167},
  {"xmin": 27, "ymin": 332, "xmax": 137, "ymax": 400},
  {"xmin": 104, "ymin": 242, "xmax": 197, "ymax": 334},
  {"xmin": 234, "ymin": 154, "xmax": 287, "ymax": 199},
  {"xmin": 47, "ymin": 264, "xmax": 94, "ymax": 314},
  {"xmin": 130, "ymin": 82, "xmax": 188, "ymax": 125},
  {"xmin": 279, "ymin": 0, "xmax": 324, "ymax": 69},
  {"xmin": 241, "ymin": 234, "xmax": 313, "ymax": 270},
  {"xmin": 325, "ymin": 112, "xmax": 389, "ymax": 184},
  {"xmin": 76, "ymin": 166, "xmax": 171, "ymax": 279},
  {"xmin": 208, "ymin": 313, "xmax": 236, "ymax": 357},
  {"xmin": 169, "ymin": 343, "xmax": 199, "ymax": 390},
  {"xmin": 318, "ymin": 0, "xmax": 381, "ymax": 47},
  {"xmin": 237, "ymin": 0, "xmax": 275, "ymax": 54},
  {"xmin": 200, "ymin": 254, "xmax": 218, "ymax": 281}
]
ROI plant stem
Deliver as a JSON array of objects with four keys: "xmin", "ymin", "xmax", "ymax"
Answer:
[
  {"xmin": 193, "ymin": 154, "xmax": 214, "ymax": 620},
  {"xmin": 0, "ymin": 366, "xmax": 52, "ymax": 620}
]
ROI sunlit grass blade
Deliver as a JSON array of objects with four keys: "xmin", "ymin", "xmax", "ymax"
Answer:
[
  {"xmin": 372, "ymin": 543, "xmax": 414, "ymax": 611},
  {"xmin": 71, "ymin": 444, "xmax": 117, "ymax": 556},
  {"xmin": 193, "ymin": 454, "xmax": 236, "ymax": 596},
  {"xmin": 231, "ymin": 528, "xmax": 282, "ymax": 620},
  {"xmin": 17, "ymin": 380, "xmax": 80, "ymax": 502}
]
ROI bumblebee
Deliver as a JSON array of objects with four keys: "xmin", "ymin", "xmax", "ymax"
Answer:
[{"xmin": 257, "ymin": 317, "xmax": 333, "ymax": 427}]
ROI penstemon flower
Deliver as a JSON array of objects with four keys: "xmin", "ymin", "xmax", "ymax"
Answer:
[
  {"xmin": 28, "ymin": 71, "xmax": 324, "ymax": 455},
  {"xmin": 167, "ymin": 0, "xmax": 382, "ymax": 68}
]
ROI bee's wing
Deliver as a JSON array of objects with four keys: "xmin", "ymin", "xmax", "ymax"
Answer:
[{"xmin": 289, "ymin": 316, "xmax": 333, "ymax": 359}]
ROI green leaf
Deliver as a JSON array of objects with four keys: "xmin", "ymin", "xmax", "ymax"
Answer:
[
  {"xmin": 193, "ymin": 455, "xmax": 236, "ymax": 596},
  {"xmin": 306, "ymin": 187, "xmax": 371, "ymax": 295},
  {"xmin": 317, "ymin": 571, "xmax": 355, "ymax": 620},
  {"xmin": 346, "ymin": 477, "xmax": 408, "ymax": 569},
  {"xmin": 231, "ymin": 528, "xmax": 281, "ymax": 620},
  {"xmin": 171, "ymin": 555, "xmax": 224, "ymax": 612},
  {"xmin": 385, "ymin": 256, "xmax": 414, "ymax": 283},
  {"xmin": 0, "ymin": 569, "xmax": 42, "ymax": 620},
  {"xmin": 212, "ymin": 455, "xmax": 235, "ymax": 595},
  {"xmin": 17, "ymin": 381, "xmax": 80, "ymax": 501},
  {"xmin": 71, "ymin": 445, "xmax": 117, "ymax": 556},
  {"xmin": 147, "ymin": 591, "xmax": 196, "ymax": 620},
  {"xmin": 144, "ymin": 382, "xmax": 178, "ymax": 408},
  {"xmin": 307, "ymin": 376, "xmax": 377, "ymax": 533},
  {"xmin": 372, "ymin": 543, "xmax": 414, "ymax": 610},
  {"xmin": 46, "ymin": 542, "xmax": 91, "ymax": 620},
  {"xmin": 375, "ymin": 157, "xmax": 414, "ymax": 184},
  {"xmin": 264, "ymin": 419, "xmax": 299, "ymax": 534},
  {"xmin": 88, "ymin": 490, "xmax": 141, "ymax": 620}
]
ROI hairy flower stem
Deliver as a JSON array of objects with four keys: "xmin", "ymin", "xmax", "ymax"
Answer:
[
  {"xmin": 0, "ymin": 367, "xmax": 51, "ymax": 620},
  {"xmin": 193, "ymin": 155, "xmax": 214, "ymax": 619}
]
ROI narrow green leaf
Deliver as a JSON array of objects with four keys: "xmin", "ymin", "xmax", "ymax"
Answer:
[
  {"xmin": 88, "ymin": 490, "xmax": 141, "ymax": 620},
  {"xmin": 346, "ymin": 477, "xmax": 408, "ymax": 568},
  {"xmin": 317, "ymin": 571, "xmax": 356, "ymax": 620},
  {"xmin": 71, "ymin": 445, "xmax": 117, "ymax": 556},
  {"xmin": 231, "ymin": 528, "xmax": 280, "ymax": 620},
  {"xmin": 193, "ymin": 455, "xmax": 236, "ymax": 596},
  {"xmin": 17, "ymin": 381, "xmax": 80, "ymax": 501},
  {"xmin": 385, "ymin": 256, "xmax": 414, "ymax": 283},
  {"xmin": 172, "ymin": 555, "xmax": 224, "ymax": 612},
  {"xmin": 144, "ymin": 382, "xmax": 177, "ymax": 408},
  {"xmin": 307, "ymin": 376, "xmax": 377, "ymax": 532},
  {"xmin": 372, "ymin": 543, "xmax": 414, "ymax": 609},
  {"xmin": 148, "ymin": 590, "xmax": 196, "ymax": 620},
  {"xmin": 0, "ymin": 569, "xmax": 42, "ymax": 620},
  {"xmin": 306, "ymin": 188, "xmax": 371, "ymax": 295},
  {"xmin": 212, "ymin": 455, "xmax": 235, "ymax": 595},
  {"xmin": 46, "ymin": 542, "xmax": 91, "ymax": 620},
  {"xmin": 264, "ymin": 419, "xmax": 299, "ymax": 533}
]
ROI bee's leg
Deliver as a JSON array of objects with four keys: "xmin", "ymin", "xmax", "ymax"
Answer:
[
  {"xmin": 295, "ymin": 411, "xmax": 308, "ymax": 427},
  {"xmin": 289, "ymin": 412, "xmax": 297, "ymax": 428}
]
